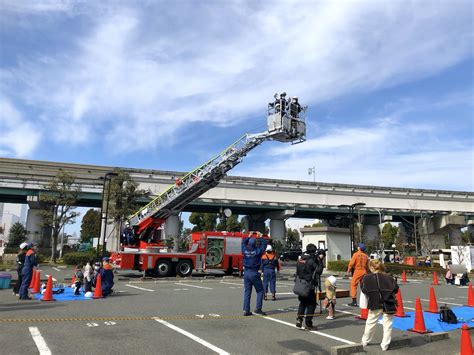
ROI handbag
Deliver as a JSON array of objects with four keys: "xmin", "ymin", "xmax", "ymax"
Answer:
[
  {"xmin": 376, "ymin": 274, "xmax": 397, "ymax": 314},
  {"xmin": 293, "ymin": 267, "xmax": 317, "ymax": 297},
  {"xmin": 293, "ymin": 275, "xmax": 314, "ymax": 297}
]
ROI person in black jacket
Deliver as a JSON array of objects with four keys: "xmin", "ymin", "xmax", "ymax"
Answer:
[
  {"xmin": 361, "ymin": 259, "xmax": 399, "ymax": 351},
  {"xmin": 13, "ymin": 242, "xmax": 28, "ymax": 296},
  {"xmin": 295, "ymin": 244, "xmax": 324, "ymax": 330}
]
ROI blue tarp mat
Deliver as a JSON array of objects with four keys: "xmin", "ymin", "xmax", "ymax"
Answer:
[
  {"xmin": 380, "ymin": 306, "xmax": 474, "ymax": 332},
  {"xmin": 34, "ymin": 286, "xmax": 92, "ymax": 302}
]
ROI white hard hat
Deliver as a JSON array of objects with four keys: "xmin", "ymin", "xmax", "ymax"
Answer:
[
  {"xmin": 266, "ymin": 245, "xmax": 273, "ymax": 252},
  {"xmin": 327, "ymin": 276, "xmax": 337, "ymax": 287},
  {"xmin": 20, "ymin": 242, "xmax": 28, "ymax": 250},
  {"xmin": 84, "ymin": 291, "xmax": 93, "ymax": 298}
]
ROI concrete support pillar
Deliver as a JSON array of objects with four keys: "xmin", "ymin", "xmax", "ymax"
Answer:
[
  {"xmin": 449, "ymin": 228, "xmax": 462, "ymax": 245},
  {"xmin": 269, "ymin": 219, "xmax": 286, "ymax": 243},
  {"xmin": 105, "ymin": 221, "xmax": 120, "ymax": 252},
  {"xmin": 242, "ymin": 215, "xmax": 266, "ymax": 234},
  {"xmin": 165, "ymin": 213, "xmax": 180, "ymax": 252},
  {"xmin": 26, "ymin": 208, "xmax": 50, "ymax": 246}
]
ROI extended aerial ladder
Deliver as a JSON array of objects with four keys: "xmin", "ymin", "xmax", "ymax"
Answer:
[{"xmin": 128, "ymin": 93, "xmax": 307, "ymax": 240}]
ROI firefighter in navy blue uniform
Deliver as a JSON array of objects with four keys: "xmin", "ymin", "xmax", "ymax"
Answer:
[
  {"xmin": 295, "ymin": 244, "xmax": 324, "ymax": 330},
  {"xmin": 13, "ymin": 242, "xmax": 28, "ymax": 296},
  {"xmin": 100, "ymin": 257, "xmax": 115, "ymax": 297},
  {"xmin": 261, "ymin": 245, "xmax": 280, "ymax": 301},
  {"xmin": 19, "ymin": 243, "xmax": 38, "ymax": 300},
  {"xmin": 241, "ymin": 234, "xmax": 267, "ymax": 316}
]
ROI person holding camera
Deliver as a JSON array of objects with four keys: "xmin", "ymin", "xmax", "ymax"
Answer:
[
  {"xmin": 295, "ymin": 244, "xmax": 324, "ymax": 330},
  {"xmin": 361, "ymin": 259, "xmax": 399, "ymax": 351},
  {"xmin": 241, "ymin": 234, "xmax": 267, "ymax": 316}
]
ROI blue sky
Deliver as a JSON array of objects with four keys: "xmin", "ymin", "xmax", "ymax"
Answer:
[{"xmin": 1, "ymin": 0, "xmax": 473, "ymax": 193}]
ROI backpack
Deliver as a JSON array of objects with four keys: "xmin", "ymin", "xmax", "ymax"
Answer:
[{"xmin": 439, "ymin": 306, "xmax": 457, "ymax": 324}]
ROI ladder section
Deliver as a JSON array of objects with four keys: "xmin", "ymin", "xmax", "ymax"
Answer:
[{"xmin": 128, "ymin": 92, "xmax": 307, "ymax": 229}]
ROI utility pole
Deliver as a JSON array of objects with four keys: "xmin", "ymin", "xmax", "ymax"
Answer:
[{"xmin": 308, "ymin": 166, "xmax": 315, "ymax": 183}]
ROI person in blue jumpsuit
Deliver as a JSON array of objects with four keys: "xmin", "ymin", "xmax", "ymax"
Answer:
[
  {"xmin": 100, "ymin": 257, "xmax": 114, "ymax": 297},
  {"xmin": 261, "ymin": 245, "xmax": 280, "ymax": 301},
  {"xmin": 241, "ymin": 234, "xmax": 267, "ymax": 316},
  {"xmin": 19, "ymin": 243, "xmax": 38, "ymax": 300}
]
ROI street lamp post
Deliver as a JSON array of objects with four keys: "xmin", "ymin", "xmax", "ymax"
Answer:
[
  {"xmin": 307, "ymin": 166, "xmax": 315, "ymax": 183},
  {"xmin": 338, "ymin": 203, "xmax": 366, "ymax": 254},
  {"xmin": 97, "ymin": 172, "xmax": 119, "ymax": 260}
]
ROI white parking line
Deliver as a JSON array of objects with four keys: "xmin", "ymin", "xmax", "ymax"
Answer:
[
  {"xmin": 262, "ymin": 316, "xmax": 355, "ymax": 345},
  {"xmin": 154, "ymin": 318, "xmax": 229, "ymax": 354},
  {"xmin": 29, "ymin": 327, "xmax": 52, "ymax": 355},
  {"xmin": 125, "ymin": 284, "xmax": 154, "ymax": 292},
  {"xmin": 177, "ymin": 283, "xmax": 213, "ymax": 290},
  {"xmin": 421, "ymin": 299, "xmax": 463, "ymax": 306},
  {"xmin": 220, "ymin": 281, "xmax": 243, "ymax": 286},
  {"xmin": 51, "ymin": 267, "xmax": 61, "ymax": 272}
]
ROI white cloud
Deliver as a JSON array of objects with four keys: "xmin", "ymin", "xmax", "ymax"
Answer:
[
  {"xmin": 0, "ymin": 97, "xmax": 41, "ymax": 157},
  {"xmin": 233, "ymin": 116, "xmax": 473, "ymax": 191},
  {"xmin": 1, "ymin": 1, "xmax": 471, "ymax": 152}
]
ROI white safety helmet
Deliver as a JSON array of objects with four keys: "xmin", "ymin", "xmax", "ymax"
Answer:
[
  {"xmin": 327, "ymin": 276, "xmax": 337, "ymax": 287},
  {"xmin": 266, "ymin": 245, "xmax": 273, "ymax": 252},
  {"xmin": 20, "ymin": 242, "xmax": 29, "ymax": 250},
  {"xmin": 84, "ymin": 291, "xmax": 93, "ymax": 298}
]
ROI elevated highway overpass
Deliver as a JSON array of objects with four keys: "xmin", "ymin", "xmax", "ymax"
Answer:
[{"xmin": 1, "ymin": 158, "xmax": 473, "ymax": 250}]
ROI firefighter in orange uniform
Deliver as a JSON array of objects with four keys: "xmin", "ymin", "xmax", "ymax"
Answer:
[{"xmin": 346, "ymin": 243, "xmax": 369, "ymax": 306}]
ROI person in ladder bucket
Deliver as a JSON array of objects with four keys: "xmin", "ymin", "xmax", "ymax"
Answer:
[
  {"xmin": 19, "ymin": 242, "xmax": 38, "ymax": 300},
  {"xmin": 295, "ymin": 243, "xmax": 324, "ymax": 331},
  {"xmin": 261, "ymin": 245, "xmax": 280, "ymax": 301},
  {"xmin": 346, "ymin": 243, "xmax": 370, "ymax": 307},
  {"xmin": 241, "ymin": 234, "xmax": 267, "ymax": 316}
]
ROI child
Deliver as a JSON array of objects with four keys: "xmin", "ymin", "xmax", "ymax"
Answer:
[
  {"xmin": 323, "ymin": 275, "xmax": 337, "ymax": 320},
  {"xmin": 83, "ymin": 261, "xmax": 93, "ymax": 293},
  {"xmin": 74, "ymin": 264, "xmax": 84, "ymax": 295}
]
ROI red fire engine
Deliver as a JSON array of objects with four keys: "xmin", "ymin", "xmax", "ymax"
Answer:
[{"xmin": 110, "ymin": 93, "xmax": 306, "ymax": 276}]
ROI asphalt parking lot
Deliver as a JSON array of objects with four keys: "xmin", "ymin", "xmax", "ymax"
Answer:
[{"xmin": 1, "ymin": 265, "xmax": 472, "ymax": 355}]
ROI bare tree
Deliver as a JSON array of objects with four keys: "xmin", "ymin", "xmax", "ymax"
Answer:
[{"xmin": 39, "ymin": 171, "xmax": 80, "ymax": 262}]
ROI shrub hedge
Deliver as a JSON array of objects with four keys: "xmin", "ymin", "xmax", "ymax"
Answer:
[
  {"xmin": 327, "ymin": 260, "xmax": 445, "ymax": 277},
  {"xmin": 63, "ymin": 252, "xmax": 96, "ymax": 265}
]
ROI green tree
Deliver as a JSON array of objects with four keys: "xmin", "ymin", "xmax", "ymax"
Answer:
[
  {"xmin": 216, "ymin": 215, "xmax": 243, "ymax": 232},
  {"xmin": 286, "ymin": 228, "xmax": 300, "ymax": 248},
  {"xmin": 381, "ymin": 223, "xmax": 399, "ymax": 249},
  {"xmin": 8, "ymin": 222, "xmax": 27, "ymax": 247},
  {"xmin": 108, "ymin": 170, "xmax": 146, "ymax": 225},
  {"xmin": 189, "ymin": 212, "xmax": 217, "ymax": 231},
  {"xmin": 107, "ymin": 169, "xmax": 146, "ymax": 247},
  {"xmin": 80, "ymin": 209, "xmax": 101, "ymax": 243},
  {"xmin": 38, "ymin": 171, "xmax": 80, "ymax": 262}
]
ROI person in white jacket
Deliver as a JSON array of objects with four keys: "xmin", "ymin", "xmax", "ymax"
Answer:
[{"xmin": 83, "ymin": 261, "xmax": 93, "ymax": 293}]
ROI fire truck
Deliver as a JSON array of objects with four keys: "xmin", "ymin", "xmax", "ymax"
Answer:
[{"xmin": 110, "ymin": 93, "xmax": 307, "ymax": 277}]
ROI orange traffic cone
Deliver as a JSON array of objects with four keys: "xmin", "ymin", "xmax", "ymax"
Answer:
[
  {"xmin": 427, "ymin": 287, "xmax": 439, "ymax": 313},
  {"xmin": 467, "ymin": 283, "xmax": 474, "ymax": 307},
  {"xmin": 356, "ymin": 308, "xmax": 369, "ymax": 320},
  {"xmin": 394, "ymin": 290, "xmax": 409, "ymax": 318},
  {"xmin": 29, "ymin": 267, "xmax": 37, "ymax": 288},
  {"xmin": 31, "ymin": 270, "xmax": 41, "ymax": 294},
  {"xmin": 408, "ymin": 297, "xmax": 432, "ymax": 334},
  {"xmin": 71, "ymin": 273, "xmax": 76, "ymax": 287},
  {"xmin": 40, "ymin": 275, "xmax": 56, "ymax": 302},
  {"xmin": 460, "ymin": 324, "xmax": 473, "ymax": 355},
  {"xmin": 92, "ymin": 273, "xmax": 103, "ymax": 299},
  {"xmin": 431, "ymin": 272, "xmax": 439, "ymax": 286},
  {"xmin": 401, "ymin": 270, "xmax": 408, "ymax": 283}
]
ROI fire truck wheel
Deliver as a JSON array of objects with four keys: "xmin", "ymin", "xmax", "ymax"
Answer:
[
  {"xmin": 155, "ymin": 259, "xmax": 172, "ymax": 277},
  {"xmin": 176, "ymin": 260, "xmax": 193, "ymax": 277}
]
